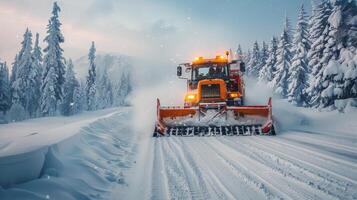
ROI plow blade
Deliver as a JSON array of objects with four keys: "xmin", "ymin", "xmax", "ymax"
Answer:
[{"xmin": 154, "ymin": 98, "xmax": 275, "ymax": 137}]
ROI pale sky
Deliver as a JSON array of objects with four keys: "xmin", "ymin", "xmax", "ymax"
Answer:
[{"xmin": 0, "ymin": 0, "xmax": 311, "ymax": 65}]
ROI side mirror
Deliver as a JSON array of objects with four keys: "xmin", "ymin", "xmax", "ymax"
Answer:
[
  {"xmin": 240, "ymin": 62, "xmax": 246, "ymax": 73},
  {"xmin": 177, "ymin": 66, "xmax": 182, "ymax": 77}
]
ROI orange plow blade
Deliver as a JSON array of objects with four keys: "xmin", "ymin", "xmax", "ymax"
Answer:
[{"xmin": 154, "ymin": 98, "xmax": 275, "ymax": 137}]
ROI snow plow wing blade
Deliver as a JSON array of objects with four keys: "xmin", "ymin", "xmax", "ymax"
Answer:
[{"xmin": 153, "ymin": 98, "xmax": 275, "ymax": 137}]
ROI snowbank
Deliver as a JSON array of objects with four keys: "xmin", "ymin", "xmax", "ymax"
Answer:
[
  {"xmin": 0, "ymin": 147, "xmax": 48, "ymax": 188},
  {"xmin": 0, "ymin": 108, "xmax": 119, "ymax": 157},
  {"xmin": 0, "ymin": 107, "xmax": 136, "ymax": 199},
  {"xmin": 0, "ymin": 108, "xmax": 121, "ymax": 189}
]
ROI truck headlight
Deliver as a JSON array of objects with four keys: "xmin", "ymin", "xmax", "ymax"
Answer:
[
  {"xmin": 229, "ymin": 92, "xmax": 239, "ymax": 98},
  {"xmin": 185, "ymin": 94, "xmax": 197, "ymax": 102}
]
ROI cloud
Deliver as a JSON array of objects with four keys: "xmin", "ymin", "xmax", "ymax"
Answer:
[{"xmin": 0, "ymin": 0, "xmax": 312, "ymax": 67}]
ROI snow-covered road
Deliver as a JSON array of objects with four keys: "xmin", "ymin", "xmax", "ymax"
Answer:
[
  {"xmin": 121, "ymin": 99, "xmax": 357, "ymax": 200},
  {"xmin": 1, "ymin": 104, "xmax": 357, "ymax": 200},
  {"xmin": 147, "ymin": 132, "xmax": 357, "ymax": 200}
]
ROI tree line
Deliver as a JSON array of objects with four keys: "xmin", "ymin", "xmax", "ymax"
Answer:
[
  {"xmin": 240, "ymin": 0, "xmax": 356, "ymax": 111},
  {"xmin": 0, "ymin": 2, "xmax": 132, "ymax": 123}
]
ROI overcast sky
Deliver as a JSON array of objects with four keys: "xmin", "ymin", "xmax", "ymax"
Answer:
[{"xmin": 0, "ymin": 0, "xmax": 311, "ymax": 65}]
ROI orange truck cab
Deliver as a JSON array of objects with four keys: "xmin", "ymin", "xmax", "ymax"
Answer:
[{"xmin": 177, "ymin": 54, "xmax": 246, "ymax": 108}]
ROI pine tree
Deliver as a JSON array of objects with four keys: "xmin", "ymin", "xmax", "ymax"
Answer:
[
  {"xmin": 61, "ymin": 59, "xmax": 79, "ymax": 115},
  {"xmin": 247, "ymin": 41, "xmax": 261, "ymax": 77},
  {"xmin": 96, "ymin": 68, "xmax": 113, "ymax": 109},
  {"xmin": 236, "ymin": 44, "xmax": 243, "ymax": 59},
  {"xmin": 40, "ymin": 67, "xmax": 58, "ymax": 116},
  {"xmin": 307, "ymin": 0, "xmax": 332, "ymax": 76},
  {"xmin": 10, "ymin": 54, "xmax": 19, "ymax": 86},
  {"xmin": 340, "ymin": 48, "xmax": 357, "ymax": 102},
  {"xmin": 284, "ymin": 15, "xmax": 293, "ymax": 46},
  {"xmin": 260, "ymin": 41, "xmax": 269, "ymax": 72},
  {"xmin": 115, "ymin": 72, "xmax": 132, "ymax": 106},
  {"xmin": 73, "ymin": 81, "xmax": 86, "ymax": 114},
  {"xmin": 244, "ymin": 49, "xmax": 251, "ymax": 65},
  {"xmin": 306, "ymin": 0, "xmax": 332, "ymax": 105},
  {"xmin": 29, "ymin": 33, "xmax": 43, "ymax": 117},
  {"xmin": 259, "ymin": 37, "xmax": 278, "ymax": 83},
  {"xmin": 272, "ymin": 20, "xmax": 293, "ymax": 98},
  {"xmin": 12, "ymin": 28, "xmax": 39, "ymax": 116},
  {"xmin": 40, "ymin": 2, "xmax": 66, "ymax": 116},
  {"xmin": 311, "ymin": 0, "xmax": 342, "ymax": 108},
  {"xmin": 0, "ymin": 62, "xmax": 11, "ymax": 114},
  {"xmin": 335, "ymin": 0, "xmax": 357, "ymax": 101},
  {"xmin": 86, "ymin": 41, "xmax": 97, "ymax": 110},
  {"xmin": 287, "ymin": 4, "xmax": 311, "ymax": 106},
  {"xmin": 33, "ymin": 33, "xmax": 43, "ymax": 78},
  {"xmin": 8, "ymin": 29, "xmax": 33, "ymax": 121}
]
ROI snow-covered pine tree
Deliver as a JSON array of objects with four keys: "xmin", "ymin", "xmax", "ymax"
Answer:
[
  {"xmin": 115, "ymin": 72, "xmax": 132, "ymax": 106},
  {"xmin": 40, "ymin": 2, "xmax": 66, "ymax": 116},
  {"xmin": 32, "ymin": 33, "xmax": 43, "ymax": 80},
  {"xmin": 287, "ymin": 4, "xmax": 311, "ymax": 106},
  {"xmin": 272, "ymin": 19, "xmax": 293, "ymax": 98},
  {"xmin": 86, "ymin": 41, "xmax": 97, "ymax": 110},
  {"xmin": 96, "ymin": 67, "xmax": 113, "ymax": 109},
  {"xmin": 40, "ymin": 67, "xmax": 58, "ymax": 116},
  {"xmin": 244, "ymin": 49, "xmax": 251, "ymax": 65},
  {"xmin": 284, "ymin": 15, "xmax": 293, "ymax": 46},
  {"xmin": 29, "ymin": 33, "xmax": 43, "ymax": 117},
  {"xmin": 0, "ymin": 62, "xmax": 11, "ymax": 114},
  {"xmin": 73, "ymin": 81, "xmax": 86, "ymax": 114},
  {"xmin": 8, "ymin": 29, "xmax": 33, "ymax": 121},
  {"xmin": 260, "ymin": 41, "xmax": 269, "ymax": 72},
  {"xmin": 236, "ymin": 44, "xmax": 243, "ymax": 59},
  {"xmin": 12, "ymin": 28, "xmax": 40, "ymax": 117},
  {"xmin": 10, "ymin": 54, "xmax": 19, "ymax": 86},
  {"xmin": 247, "ymin": 41, "xmax": 261, "ymax": 77},
  {"xmin": 306, "ymin": 1, "xmax": 332, "ymax": 104},
  {"xmin": 61, "ymin": 59, "xmax": 79, "ymax": 115},
  {"xmin": 307, "ymin": 0, "xmax": 331, "ymax": 76},
  {"xmin": 339, "ymin": 48, "xmax": 357, "ymax": 105},
  {"xmin": 335, "ymin": 0, "xmax": 357, "ymax": 102},
  {"xmin": 259, "ymin": 37, "xmax": 278, "ymax": 83},
  {"xmin": 312, "ymin": 0, "xmax": 356, "ymax": 108}
]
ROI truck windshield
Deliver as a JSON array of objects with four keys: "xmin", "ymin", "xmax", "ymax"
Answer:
[{"xmin": 192, "ymin": 64, "xmax": 228, "ymax": 80}]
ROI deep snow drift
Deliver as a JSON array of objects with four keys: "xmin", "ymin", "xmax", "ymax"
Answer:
[{"xmin": 0, "ymin": 107, "xmax": 137, "ymax": 199}]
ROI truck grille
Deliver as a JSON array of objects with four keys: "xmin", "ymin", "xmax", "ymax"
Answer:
[{"xmin": 201, "ymin": 84, "xmax": 220, "ymax": 98}]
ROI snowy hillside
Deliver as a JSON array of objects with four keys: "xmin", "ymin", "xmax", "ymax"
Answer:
[{"xmin": 74, "ymin": 53, "xmax": 133, "ymax": 83}]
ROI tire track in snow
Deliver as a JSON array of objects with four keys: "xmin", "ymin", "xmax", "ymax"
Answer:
[
  {"xmin": 255, "ymin": 137, "xmax": 357, "ymax": 184},
  {"xmin": 150, "ymin": 139, "xmax": 170, "ymax": 200},
  {"xmin": 159, "ymin": 138, "xmax": 193, "ymax": 200},
  {"xmin": 188, "ymin": 138, "xmax": 287, "ymax": 200},
  {"xmin": 219, "ymin": 137, "xmax": 340, "ymax": 200},
  {"xmin": 281, "ymin": 133, "xmax": 357, "ymax": 154},
  {"xmin": 176, "ymin": 138, "xmax": 258, "ymax": 200},
  {"xmin": 203, "ymin": 138, "xmax": 333, "ymax": 200},
  {"xmin": 160, "ymin": 138, "xmax": 234, "ymax": 199},
  {"xmin": 167, "ymin": 137, "xmax": 211, "ymax": 200},
  {"xmin": 266, "ymin": 136, "xmax": 357, "ymax": 169},
  {"xmin": 249, "ymin": 137, "xmax": 357, "ymax": 199}
]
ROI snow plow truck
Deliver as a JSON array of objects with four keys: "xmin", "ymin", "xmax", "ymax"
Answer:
[{"xmin": 154, "ymin": 51, "xmax": 275, "ymax": 137}]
